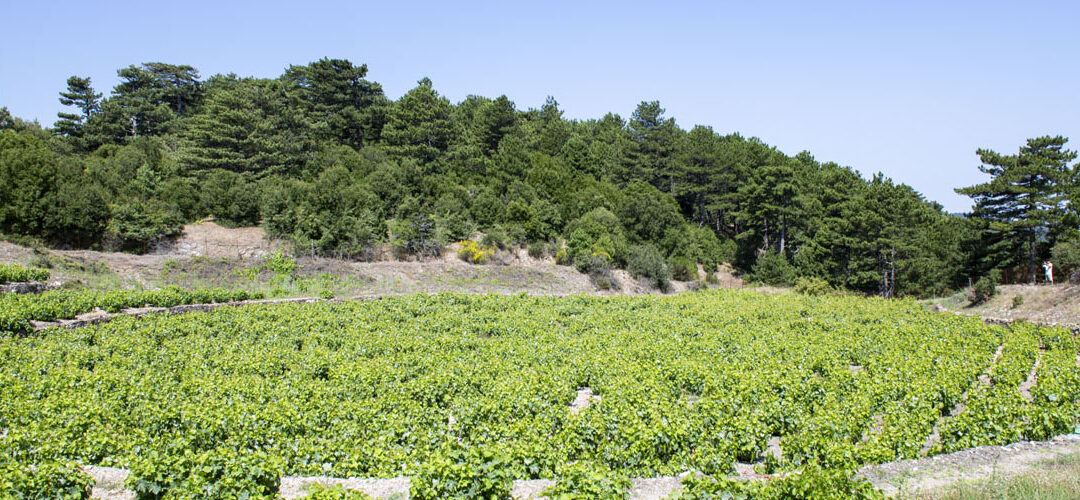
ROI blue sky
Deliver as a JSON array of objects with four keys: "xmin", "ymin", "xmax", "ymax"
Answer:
[{"xmin": 2, "ymin": 0, "xmax": 1078, "ymax": 212}]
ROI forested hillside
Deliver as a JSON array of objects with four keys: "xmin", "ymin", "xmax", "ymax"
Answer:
[{"xmin": 1, "ymin": 58, "xmax": 1077, "ymax": 297}]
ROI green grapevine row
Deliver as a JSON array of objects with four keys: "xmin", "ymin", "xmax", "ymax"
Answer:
[
  {"xmin": 0, "ymin": 263, "xmax": 50, "ymax": 284},
  {"xmin": 0, "ymin": 286, "xmax": 263, "ymax": 334},
  {"xmin": 0, "ymin": 290, "xmax": 1076, "ymax": 498}
]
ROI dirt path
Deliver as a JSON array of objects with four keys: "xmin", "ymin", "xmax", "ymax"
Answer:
[{"xmin": 858, "ymin": 434, "xmax": 1080, "ymax": 498}]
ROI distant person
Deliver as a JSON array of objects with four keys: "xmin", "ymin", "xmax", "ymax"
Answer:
[{"xmin": 1043, "ymin": 261, "xmax": 1054, "ymax": 285}]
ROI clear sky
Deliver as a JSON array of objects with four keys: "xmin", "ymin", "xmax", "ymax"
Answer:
[{"xmin": 2, "ymin": 0, "xmax": 1077, "ymax": 212}]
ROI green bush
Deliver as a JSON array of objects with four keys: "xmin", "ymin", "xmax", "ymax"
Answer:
[
  {"xmin": 481, "ymin": 227, "xmax": 510, "ymax": 251},
  {"xmin": 705, "ymin": 270, "xmax": 719, "ymax": 285},
  {"xmin": 751, "ymin": 252, "xmax": 797, "ymax": 286},
  {"xmin": 1012, "ymin": 294, "xmax": 1024, "ymax": 309},
  {"xmin": 527, "ymin": 241, "xmax": 547, "ymax": 259},
  {"xmin": 794, "ymin": 276, "xmax": 833, "ymax": 296},
  {"xmin": 564, "ymin": 208, "xmax": 628, "ymax": 269},
  {"xmin": 0, "ymin": 460, "xmax": 94, "ymax": 499},
  {"xmin": 669, "ymin": 256, "xmax": 698, "ymax": 282},
  {"xmin": 968, "ymin": 271, "xmax": 999, "ymax": 305},
  {"xmin": 410, "ymin": 444, "xmax": 512, "ymax": 500},
  {"xmin": 0, "ymin": 263, "xmax": 50, "ymax": 283},
  {"xmin": 554, "ymin": 248, "xmax": 570, "ymax": 266},
  {"xmin": 263, "ymin": 250, "xmax": 297, "ymax": 276},
  {"xmin": 104, "ymin": 200, "xmax": 185, "ymax": 253},
  {"xmin": 627, "ymin": 244, "xmax": 672, "ymax": 292}
]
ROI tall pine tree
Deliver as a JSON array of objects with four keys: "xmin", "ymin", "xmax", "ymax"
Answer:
[{"xmin": 956, "ymin": 136, "xmax": 1078, "ymax": 283}]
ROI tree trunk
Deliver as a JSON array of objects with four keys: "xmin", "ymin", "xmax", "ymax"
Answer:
[{"xmin": 1029, "ymin": 229, "xmax": 1037, "ymax": 285}]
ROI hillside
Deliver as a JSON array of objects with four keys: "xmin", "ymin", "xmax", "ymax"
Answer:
[
  {"xmin": 926, "ymin": 284, "xmax": 1080, "ymax": 328},
  {"xmin": 0, "ymin": 220, "xmax": 742, "ymax": 298}
]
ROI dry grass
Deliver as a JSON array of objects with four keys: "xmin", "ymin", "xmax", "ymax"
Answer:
[{"xmin": 905, "ymin": 452, "xmax": 1080, "ymax": 500}]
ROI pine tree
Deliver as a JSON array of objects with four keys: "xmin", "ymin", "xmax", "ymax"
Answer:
[
  {"xmin": 956, "ymin": 136, "xmax": 1078, "ymax": 283},
  {"xmin": 55, "ymin": 76, "xmax": 101, "ymax": 138}
]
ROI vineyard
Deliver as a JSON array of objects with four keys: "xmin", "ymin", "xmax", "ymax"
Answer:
[{"xmin": 2, "ymin": 289, "xmax": 1079, "ymax": 498}]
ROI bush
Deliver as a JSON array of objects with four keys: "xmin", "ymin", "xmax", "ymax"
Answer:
[
  {"xmin": 1012, "ymin": 294, "xmax": 1024, "ymax": 309},
  {"xmin": 751, "ymin": 253, "xmax": 797, "ymax": 286},
  {"xmin": 410, "ymin": 444, "xmax": 513, "ymax": 500},
  {"xmin": 967, "ymin": 271, "xmax": 999, "ymax": 305},
  {"xmin": 564, "ymin": 208, "xmax": 628, "ymax": 268},
  {"xmin": 527, "ymin": 241, "xmax": 547, "ymax": 259},
  {"xmin": 457, "ymin": 240, "xmax": 494, "ymax": 264},
  {"xmin": 794, "ymin": 276, "xmax": 833, "ymax": 296},
  {"xmin": 669, "ymin": 256, "xmax": 698, "ymax": 282},
  {"xmin": 554, "ymin": 248, "xmax": 570, "ymax": 266},
  {"xmin": 104, "ymin": 200, "xmax": 185, "ymax": 253},
  {"xmin": 627, "ymin": 244, "xmax": 672, "ymax": 293},
  {"xmin": 481, "ymin": 227, "xmax": 509, "ymax": 251},
  {"xmin": 263, "ymin": 250, "xmax": 296, "ymax": 276},
  {"xmin": 704, "ymin": 270, "xmax": 719, "ymax": 285}
]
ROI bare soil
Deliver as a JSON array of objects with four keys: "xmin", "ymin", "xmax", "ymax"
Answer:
[
  {"xmin": 926, "ymin": 284, "xmax": 1080, "ymax": 328},
  {"xmin": 858, "ymin": 434, "xmax": 1080, "ymax": 498}
]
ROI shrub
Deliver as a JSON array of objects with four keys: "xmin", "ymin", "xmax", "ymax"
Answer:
[
  {"xmin": 104, "ymin": 200, "xmax": 185, "ymax": 253},
  {"xmin": 1012, "ymin": 294, "xmax": 1024, "ymax": 309},
  {"xmin": 967, "ymin": 271, "xmax": 999, "ymax": 305},
  {"xmin": 263, "ymin": 250, "xmax": 296, "ymax": 276},
  {"xmin": 688, "ymin": 280, "xmax": 709, "ymax": 292},
  {"xmin": 669, "ymin": 256, "xmax": 698, "ymax": 282},
  {"xmin": 751, "ymin": 252, "xmax": 797, "ymax": 286},
  {"xmin": 627, "ymin": 244, "xmax": 672, "ymax": 293},
  {"xmin": 564, "ymin": 208, "xmax": 628, "ymax": 268},
  {"xmin": 457, "ymin": 240, "xmax": 494, "ymax": 265},
  {"xmin": 410, "ymin": 444, "xmax": 512, "ymax": 500},
  {"xmin": 794, "ymin": 276, "xmax": 833, "ymax": 296},
  {"xmin": 554, "ymin": 248, "xmax": 570, "ymax": 266},
  {"xmin": 481, "ymin": 227, "xmax": 509, "ymax": 251},
  {"xmin": 705, "ymin": 270, "xmax": 719, "ymax": 285},
  {"xmin": 527, "ymin": 241, "xmax": 547, "ymax": 259}
]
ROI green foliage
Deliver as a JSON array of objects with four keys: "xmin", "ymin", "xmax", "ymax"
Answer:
[
  {"xmin": 669, "ymin": 256, "xmax": 698, "ymax": 282},
  {"xmin": 0, "ymin": 263, "xmax": 50, "ymax": 283},
  {"xmin": 627, "ymin": 243, "xmax": 672, "ymax": 292},
  {"xmin": 793, "ymin": 277, "xmax": 833, "ymax": 296},
  {"xmin": 565, "ymin": 207, "xmax": 628, "ymax": 271},
  {"xmin": 263, "ymin": 249, "xmax": 297, "ymax": 276},
  {"xmin": 457, "ymin": 240, "xmax": 494, "ymax": 264},
  {"xmin": 126, "ymin": 447, "xmax": 283, "ymax": 500},
  {"xmin": 305, "ymin": 483, "xmax": 376, "ymax": 500},
  {"xmin": 968, "ymin": 271, "xmax": 1000, "ymax": 305},
  {"xmin": 543, "ymin": 462, "xmax": 629, "ymax": 500},
  {"xmin": 104, "ymin": 200, "xmax": 185, "ymax": 253},
  {"xmin": 411, "ymin": 444, "xmax": 513, "ymax": 500},
  {"xmin": 751, "ymin": 253, "xmax": 797, "ymax": 286},
  {"xmin": 0, "ymin": 291, "xmax": 1073, "ymax": 497},
  {"xmin": 1012, "ymin": 294, "xmax": 1024, "ymax": 309},
  {"xmin": 0, "ymin": 286, "xmax": 260, "ymax": 334},
  {"xmin": 0, "ymin": 459, "xmax": 94, "ymax": 500},
  {"xmin": 674, "ymin": 467, "xmax": 882, "ymax": 499}
]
